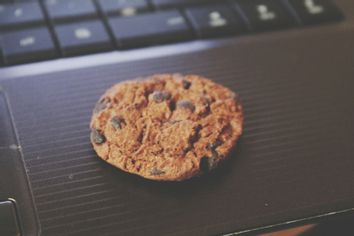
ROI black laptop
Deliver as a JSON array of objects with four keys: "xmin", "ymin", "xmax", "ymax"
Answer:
[{"xmin": 1, "ymin": 0, "xmax": 354, "ymax": 235}]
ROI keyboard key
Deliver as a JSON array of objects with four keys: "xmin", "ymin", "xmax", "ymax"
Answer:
[
  {"xmin": 98, "ymin": 0, "xmax": 149, "ymax": 16},
  {"xmin": 235, "ymin": 0, "xmax": 297, "ymax": 31},
  {"xmin": 54, "ymin": 20, "xmax": 113, "ymax": 56},
  {"xmin": 152, "ymin": 0, "xmax": 214, "ymax": 9},
  {"xmin": 44, "ymin": 0, "xmax": 97, "ymax": 22},
  {"xmin": 108, "ymin": 10, "xmax": 193, "ymax": 48},
  {"xmin": 288, "ymin": 0, "xmax": 343, "ymax": 25},
  {"xmin": 185, "ymin": 4, "xmax": 246, "ymax": 38},
  {"xmin": 0, "ymin": 2, "xmax": 44, "ymax": 29},
  {"xmin": 0, "ymin": 27, "xmax": 57, "ymax": 64}
]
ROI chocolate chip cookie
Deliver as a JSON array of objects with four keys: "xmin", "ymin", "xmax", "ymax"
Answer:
[{"xmin": 90, "ymin": 74, "xmax": 243, "ymax": 181}]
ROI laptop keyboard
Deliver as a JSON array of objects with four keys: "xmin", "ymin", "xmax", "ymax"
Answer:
[{"xmin": 0, "ymin": 0, "xmax": 343, "ymax": 66}]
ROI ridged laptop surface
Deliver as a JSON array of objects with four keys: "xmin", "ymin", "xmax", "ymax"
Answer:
[{"xmin": 1, "ymin": 27, "xmax": 354, "ymax": 235}]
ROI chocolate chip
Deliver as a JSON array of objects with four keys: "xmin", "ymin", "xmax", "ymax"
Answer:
[
  {"xmin": 177, "ymin": 100, "xmax": 195, "ymax": 111},
  {"xmin": 152, "ymin": 91, "xmax": 171, "ymax": 103},
  {"xmin": 111, "ymin": 116, "xmax": 125, "ymax": 129},
  {"xmin": 150, "ymin": 168, "xmax": 165, "ymax": 176},
  {"xmin": 211, "ymin": 149, "xmax": 219, "ymax": 160},
  {"xmin": 99, "ymin": 97, "xmax": 110, "ymax": 103},
  {"xmin": 90, "ymin": 129, "xmax": 106, "ymax": 144},
  {"xmin": 182, "ymin": 80, "xmax": 191, "ymax": 89},
  {"xmin": 207, "ymin": 140, "xmax": 223, "ymax": 150},
  {"xmin": 187, "ymin": 125, "xmax": 201, "ymax": 150},
  {"xmin": 169, "ymin": 100, "xmax": 176, "ymax": 111},
  {"xmin": 199, "ymin": 155, "xmax": 218, "ymax": 172},
  {"xmin": 94, "ymin": 97, "xmax": 110, "ymax": 113},
  {"xmin": 200, "ymin": 156, "xmax": 210, "ymax": 172}
]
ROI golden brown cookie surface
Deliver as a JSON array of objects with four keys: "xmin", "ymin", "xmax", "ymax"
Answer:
[{"xmin": 90, "ymin": 74, "xmax": 243, "ymax": 181}]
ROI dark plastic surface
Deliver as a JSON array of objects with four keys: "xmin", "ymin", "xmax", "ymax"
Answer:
[
  {"xmin": 0, "ymin": 2, "xmax": 44, "ymax": 29},
  {"xmin": 0, "ymin": 201, "xmax": 21, "ymax": 236},
  {"xmin": 44, "ymin": 0, "xmax": 98, "ymax": 22},
  {"xmin": 0, "ymin": 91, "xmax": 39, "ymax": 236},
  {"xmin": 0, "ymin": 89, "xmax": 16, "ymax": 147},
  {"xmin": 185, "ymin": 4, "xmax": 246, "ymax": 37},
  {"xmin": 0, "ymin": 28, "xmax": 57, "ymax": 65},
  {"xmin": 1, "ymin": 24, "xmax": 354, "ymax": 235},
  {"xmin": 97, "ymin": 0, "xmax": 149, "ymax": 15},
  {"xmin": 108, "ymin": 10, "xmax": 193, "ymax": 48},
  {"xmin": 288, "ymin": 0, "xmax": 344, "ymax": 25},
  {"xmin": 152, "ymin": 0, "xmax": 215, "ymax": 9},
  {"xmin": 54, "ymin": 20, "xmax": 113, "ymax": 56},
  {"xmin": 234, "ymin": 0, "xmax": 297, "ymax": 31},
  {"xmin": 0, "ymin": 0, "xmax": 343, "ymax": 66}
]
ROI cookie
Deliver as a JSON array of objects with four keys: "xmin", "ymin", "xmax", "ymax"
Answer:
[{"xmin": 90, "ymin": 74, "xmax": 243, "ymax": 181}]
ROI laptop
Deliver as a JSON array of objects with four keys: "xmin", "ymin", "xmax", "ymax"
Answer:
[{"xmin": 1, "ymin": 0, "xmax": 354, "ymax": 235}]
